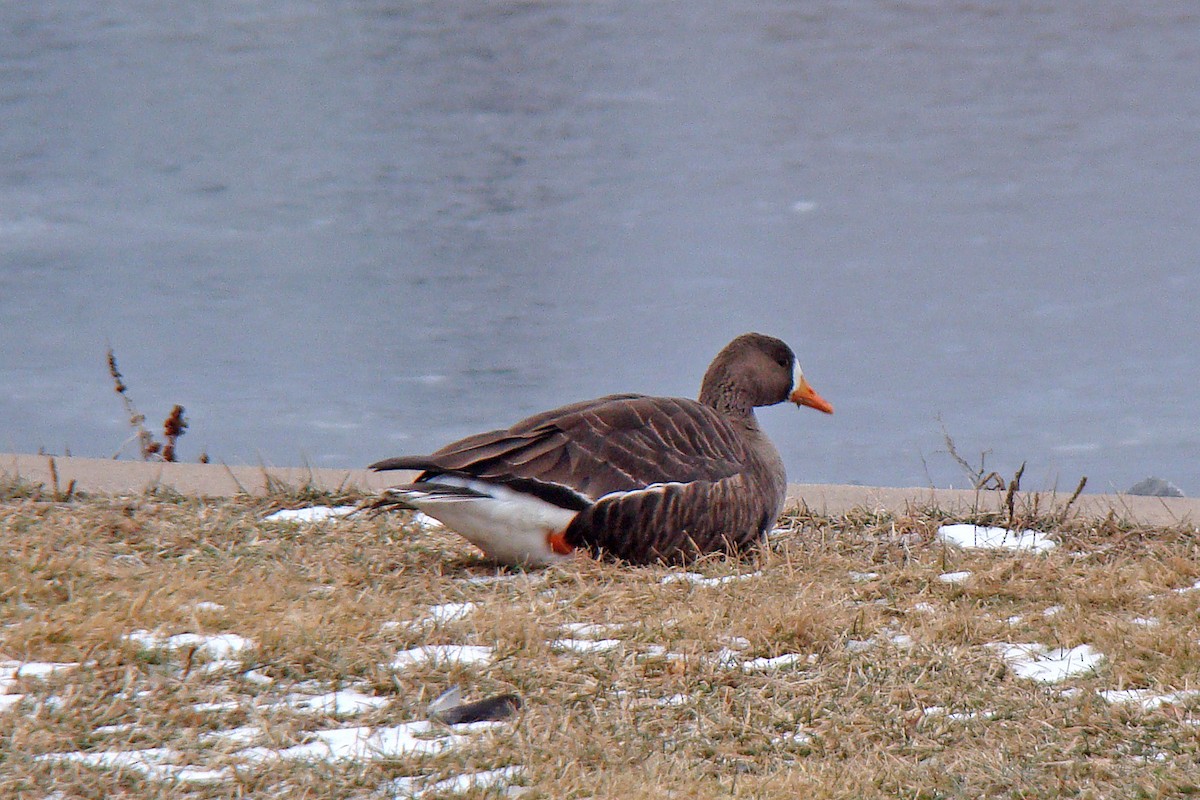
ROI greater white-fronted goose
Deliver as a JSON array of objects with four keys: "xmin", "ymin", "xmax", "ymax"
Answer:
[{"xmin": 370, "ymin": 333, "xmax": 832, "ymax": 566}]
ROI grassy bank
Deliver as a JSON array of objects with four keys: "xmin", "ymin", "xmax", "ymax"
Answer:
[{"xmin": 2, "ymin": 482, "xmax": 1200, "ymax": 798}]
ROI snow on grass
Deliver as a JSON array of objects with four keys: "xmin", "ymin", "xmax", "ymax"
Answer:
[
  {"xmin": 637, "ymin": 644, "xmax": 812, "ymax": 672},
  {"xmin": 381, "ymin": 765, "xmax": 525, "ymax": 799},
  {"xmin": 36, "ymin": 748, "xmax": 230, "ymax": 784},
  {"xmin": 1, "ymin": 661, "xmax": 79, "ymax": 682},
  {"xmin": 263, "ymin": 505, "xmax": 359, "ymax": 523},
  {"xmin": 936, "ymin": 524, "xmax": 1056, "ymax": 553},
  {"xmin": 987, "ymin": 643, "xmax": 1104, "ymax": 683},
  {"xmin": 773, "ymin": 729, "xmax": 814, "ymax": 746},
  {"xmin": 124, "ymin": 630, "xmax": 255, "ymax": 660},
  {"xmin": 272, "ymin": 688, "xmax": 391, "ymax": 717},
  {"xmin": 551, "ymin": 638, "xmax": 623, "ymax": 654},
  {"xmin": 1097, "ymin": 689, "xmax": 1200, "ymax": 711},
  {"xmin": 389, "ymin": 645, "xmax": 495, "ymax": 671},
  {"xmin": 938, "ymin": 570, "xmax": 972, "ymax": 584},
  {"xmin": 922, "ymin": 706, "xmax": 997, "ymax": 722},
  {"xmin": 660, "ymin": 571, "xmax": 763, "ymax": 587},
  {"xmin": 740, "ymin": 653, "xmax": 814, "ymax": 671},
  {"xmin": 1, "ymin": 661, "xmax": 79, "ymax": 715},
  {"xmin": 59, "ymin": 719, "xmax": 509, "ymax": 782},
  {"xmin": 198, "ymin": 724, "xmax": 264, "ymax": 746},
  {"xmin": 236, "ymin": 720, "xmax": 501, "ymax": 764},
  {"xmin": 191, "ymin": 601, "xmax": 226, "ymax": 613},
  {"xmin": 560, "ymin": 622, "xmax": 629, "ymax": 638},
  {"xmin": 386, "ymin": 602, "xmax": 479, "ymax": 632}
]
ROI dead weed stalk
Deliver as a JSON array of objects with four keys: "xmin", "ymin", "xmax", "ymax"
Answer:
[{"xmin": 106, "ymin": 347, "xmax": 190, "ymax": 462}]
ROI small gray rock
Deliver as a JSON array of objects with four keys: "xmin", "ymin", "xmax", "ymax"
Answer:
[{"xmin": 1127, "ymin": 477, "xmax": 1185, "ymax": 498}]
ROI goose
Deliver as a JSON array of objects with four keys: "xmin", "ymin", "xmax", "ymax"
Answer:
[{"xmin": 369, "ymin": 333, "xmax": 832, "ymax": 566}]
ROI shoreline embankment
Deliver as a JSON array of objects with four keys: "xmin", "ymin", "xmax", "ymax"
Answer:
[{"xmin": 2, "ymin": 452, "xmax": 1195, "ymax": 528}]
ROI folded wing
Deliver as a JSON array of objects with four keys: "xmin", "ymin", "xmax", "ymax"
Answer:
[{"xmin": 370, "ymin": 393, "xmax": 751, "ymax": 503}]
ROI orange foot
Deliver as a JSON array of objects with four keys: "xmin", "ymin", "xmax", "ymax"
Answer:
[{"xmin": 546, "ymin": 529, "xmax": 574, "ymax": 556}]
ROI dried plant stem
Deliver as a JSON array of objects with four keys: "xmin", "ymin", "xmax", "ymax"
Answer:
[{"xmin": 106, "ymin": 347, "xmax": 189, "ymax": 462}]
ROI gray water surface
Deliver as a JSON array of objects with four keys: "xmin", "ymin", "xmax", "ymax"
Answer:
[{"xmin": 2, "ymin": 1, "xmax": 1198, "ymax": 493}]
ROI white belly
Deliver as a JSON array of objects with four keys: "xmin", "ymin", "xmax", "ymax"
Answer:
[{"xmin": 397, "ymin": 477, "xmax": 579, "ymax": 567}]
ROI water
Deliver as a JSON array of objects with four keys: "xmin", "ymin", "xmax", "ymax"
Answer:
[{"xmin": 2, "ymin": 1, "xmax": 1197, "ymax": 494}]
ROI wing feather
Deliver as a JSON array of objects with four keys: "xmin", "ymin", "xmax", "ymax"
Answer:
[{"xmin": 371, "ymin": 394, "xmax": 750, "ymax": 502}]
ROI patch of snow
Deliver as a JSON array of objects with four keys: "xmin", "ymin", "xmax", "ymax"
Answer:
[
  {"xmin": 389, "ymin": 645, "xmax": 495, "ymax": 671},
  {"xmin": 263, "ymin": 505, "xmax": 358, "ymax": 523},
  {"xmin": 849, "ymin": 571, "xmax": 880, "ymax": 582},
  {"xmin": 242, "ymin": 669, "xmax": 274, "ymax": 686},
  {"xmin": 937, "ymin": 524, "xmax": 1056, "ymax": 553},
  {"xmin": 1130, "ymin": 617, "xmax": 1160, "ymax": 627},
  {"xmin": 1, "ymin": 661, "xmax": 79, "ymax": 713},
  {"xmin": 394, "ymin": 602, "xmax": 478, "ymax": 631},
  {"xmin": 911, "ymin": 602, "xmax": 938, "ymax": 613},
  {"xmin": 459, "ymin": 573, "xmax": 527, "ymax": 585},
  {"xmin": 383, "ymin": 765, "xmax": 524, "ymax": 798},
  {"xmin": 93, "ymin": 722, "xmax": 139, "ymax": 736},
  {"xmin": 1, "ymin": 660, "xmax": 78, "ymax": 681},
  {"xmin": 938, "ymin": 570, "xmax": 972, "ymax": 584},
  {"xmin": 192, "ymin": 601, "xmax": 225, "ymax": 613},
  {"xmin": 273, "ymin": 689, "xmax": 391, "ymax": 717},
  {"xmin": 237, "ymin": 720, "xmax": 499, "ymax": 763},
  {"xmin": 199, "ymin": 659, "xmax": 243, "ymax": 675},
  {"xmin": 923, "ymin": 706, "xmax": 996, "ymax": 721},
  {"xmin": 560, "ymin": 622, "xmax": 628, "ymax": 638},
  {"xmin": 740, "ymin": 653, "xmax": 813, "ymax": 671},
  {"xmin": 199, "ymin": 725, "xmax": 264, "ymax": 746},
  {"xmin": 721, "ymin": 636, "xmax": 752, "ymax": 651},
  {"xmin": 191, "ymin": 699, "xmax": 245, "ymax": 714},
  {"xmin": 773, "ymin": 729, "xmax": 813, "ymax": 745},
  {"xmin": 638, "ymin": 645, "xmax": 686, "ymax": 662},
  {"xmin": 712, "ymin": 648, "xmax": 743, "ymax": 667},
  {"xmin": 123, "ymin": 631, "xmax": 254, "ymax": 660},
  {"xmin": 1042, "ymin": 605, "xmax": 1064, "ymax": 617},
  {"xmin": 661, "ymin": 571, "xmax": 763, "ymax": 587},
  {"xmin": 1173, "ymin": 580, "xmax": 1200, "ymax": 594},
  {"xmin": 36, "ymin": 747, "xmax": 231, "ymax": 784},
  {"xmin": 551, "ymin": 638, "xmax": 622, "ymax": 654},
  {"xmin": 987, "ymin": 642, "xmax": 1104, "ymax": 683},
  {"xmin": 1098, "ymin": 688, "xmax": 1200, "ymax": 711}
]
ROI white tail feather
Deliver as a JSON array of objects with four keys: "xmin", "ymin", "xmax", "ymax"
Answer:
[{"xmin": 397, "ymin": 476, "xmax": 578, "ymax": 566}]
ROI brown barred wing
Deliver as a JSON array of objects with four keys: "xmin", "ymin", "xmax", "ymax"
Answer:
[
  {"xmin": 566, "ymin": 473, "xmax": 776, "ymax": 565},
  {"xmin": 373, "ymin": 394, "xmax": 751, "ymax": 504}
]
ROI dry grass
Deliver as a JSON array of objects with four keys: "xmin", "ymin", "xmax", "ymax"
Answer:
[{"xmin": 3, "ymin": 486, "xmax": 1200, "ymax": 798}]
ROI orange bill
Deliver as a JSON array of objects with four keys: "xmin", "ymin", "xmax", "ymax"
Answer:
[{"xmin": 789, "ymin": 376, "xmax": 834, "ymax": 414}]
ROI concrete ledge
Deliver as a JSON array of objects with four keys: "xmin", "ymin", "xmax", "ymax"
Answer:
[{"xmin": 3, "ymin": 453, "xmax": 1197, "ymax": 528}]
